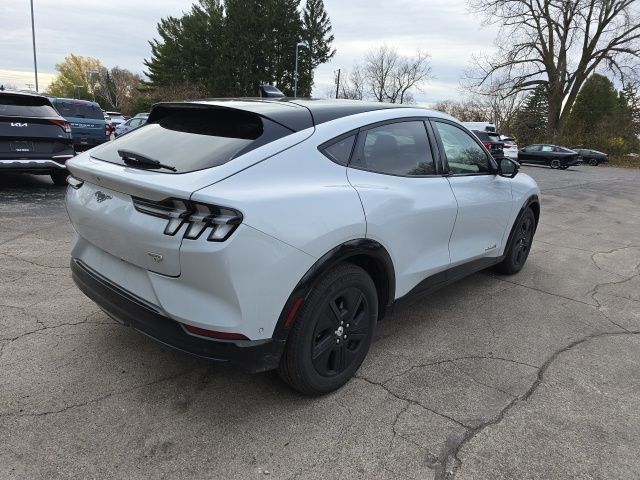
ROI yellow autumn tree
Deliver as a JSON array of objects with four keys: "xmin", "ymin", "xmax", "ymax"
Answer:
[{"xmin": 47, "ymin": 54, "xmax": 105, "ymax": 100}]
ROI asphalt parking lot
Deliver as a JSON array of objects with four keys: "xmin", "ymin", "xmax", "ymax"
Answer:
[{"xmin": 1, "ymin": 165, "xmax": 639, "ymax": 480}]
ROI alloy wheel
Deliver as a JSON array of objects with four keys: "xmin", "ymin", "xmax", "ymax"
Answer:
[
  {"xmin": 311, "ymin": 287, "xmax": 370, "ymax": 377},
  {"xmin": 513, "ymin": 214, "xmax": 534, "ymax": 266}
]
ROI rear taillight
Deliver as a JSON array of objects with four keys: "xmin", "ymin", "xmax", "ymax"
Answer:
[
  {"xmin": 50, "ymin": 119, "xmax": 71, "ymax": 134},
  {"xmin": 132, "ymin": 197, "xmax": 242, "ymax": 242},
  {"xmin": 483, "ymin": 141, "xmax": 492, "ymax": 150}
]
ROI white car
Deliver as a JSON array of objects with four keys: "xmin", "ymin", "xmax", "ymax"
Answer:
[
  {"xmin": 65, "ymin": 100, "xmax": 540, "ymax": 395},
  {"xmin": 501, "ymin": 136, "xmax": 519, "ymax": 160},
  {"xmin": 105, "ymin": 111, "xmax": 126, "ymax": 128},
  {"xmin": 114, "ymin": 116, "xmax": 146, "ymax": 137}
]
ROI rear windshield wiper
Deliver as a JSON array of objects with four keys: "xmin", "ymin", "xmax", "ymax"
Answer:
[{"xmin": 118, "ymin": 149, "xmax": 177, "ymax": 172}]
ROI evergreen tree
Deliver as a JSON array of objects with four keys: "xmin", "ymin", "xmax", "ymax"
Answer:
[
  {"xmin": 511, "ymin": 85, "xmax": 549, "ymax": 145},
  {"xmin": 298, "ymin": 0, "xmax": 336, "ymax": 97},
  {"xmin": 144, "ymin": 0, "xmax": 331, "ymax": 98},
  {"xmin": 564, "ymin": 74, "xmax": 638, "ymax": 152},
  {"xmin": 144, "ymin": 0, "xmax": 224, "ymax": 94}
]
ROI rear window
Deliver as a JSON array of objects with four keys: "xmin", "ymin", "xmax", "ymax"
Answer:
[
  {"xmin": 473, "ymin": 131, "xmax": 503, "ymax": 143},
  {"xmin": 91, "ymin": 106, "xmax": 294, "ymax": 174},
  {"xmin": 0, "ymin": 94, "xmax": 58, "ymax": 117},
  {"xmin": 53, "ymin": 100, "xmax": 104, "ymax": 120}
]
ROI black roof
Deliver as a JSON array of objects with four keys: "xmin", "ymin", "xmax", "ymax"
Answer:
[
  {"xmin": 0, "ymin": 89, "xmax": 48, "ymax": 99},
  {"xmin": 151, "ymin": 98, "xmax": 412, "ymax": 132}
]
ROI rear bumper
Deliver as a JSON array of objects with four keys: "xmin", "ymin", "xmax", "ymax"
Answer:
[
  {"xmin": 71, "ymin": 258, "xmax": 285, "ymax": 373},
  {"xmin": 0, "ymin": 158, "xmax": 70, "ymax": 173}
]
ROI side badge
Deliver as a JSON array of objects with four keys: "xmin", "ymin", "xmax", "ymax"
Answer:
[{"xmin": 147, "ymin": 252, "xmax": 164, "ymax": 263}]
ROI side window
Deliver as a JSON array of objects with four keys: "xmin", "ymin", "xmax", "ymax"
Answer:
[
  {"xmin": 320, "ymin": 134, "xmax": 356, "ymax": 165},
  {"xmin": 433, "ymin": 121, "xmax": 491, "ymax": 174},
  {"xmin": 355, "ymin": 121, "xmax": 435, "ymax": 176},
  {"xmin": 542, "ymin": 145, "xmax": 554, "ymax": 152}
]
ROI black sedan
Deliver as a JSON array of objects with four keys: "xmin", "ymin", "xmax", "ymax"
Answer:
[
  {"xmin": 518, "ymin": 144, "xmax": 580, "ymax": 169},
  {"xmin": 573, "ymin": 148, "xmax": 608, "ymax": 166}
]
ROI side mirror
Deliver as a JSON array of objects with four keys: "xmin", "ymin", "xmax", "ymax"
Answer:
[{"xmin": 497, "ymin": 157, "xmax": 519, "ymax": 178}]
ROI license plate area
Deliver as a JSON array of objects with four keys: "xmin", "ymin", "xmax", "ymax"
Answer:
[{"xmin": 10, "ymin": 141, "xmax": 34, "ymax": 152}]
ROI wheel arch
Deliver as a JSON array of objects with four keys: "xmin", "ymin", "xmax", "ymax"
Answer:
[
  {"xmin": 503, "ymin": 195, "xmax": 540, "ymax": 256},
  {"xmin": 272, "ymin": 239, "xmax": 396, "ymax": 341}
]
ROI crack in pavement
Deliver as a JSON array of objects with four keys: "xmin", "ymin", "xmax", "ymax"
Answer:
[
  {"xmin": 356, "ymin": 375, "xmax": 472, "ymax": 429},
  {"xmin": 0, "ymin": 310, "xmax": 108, "ymax": 345},
  {"xmin": 434, "ymin": 330, "xmax": 640, "ymax": 480},
  {"xmin": 0, "ymin": 251, "xmax": 70, "ymax": 270},
  {"xmin": 370, "ymin": 355, "xmax": 539, "ymax": 388},
  {"xmin": 0, "ymin": 367, "xmax": 202, "ymax": 419}
]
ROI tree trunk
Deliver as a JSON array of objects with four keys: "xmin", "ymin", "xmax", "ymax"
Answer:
[{"xmin": 547, "ymin": 84, "xmax": 564, "ymax": 140}]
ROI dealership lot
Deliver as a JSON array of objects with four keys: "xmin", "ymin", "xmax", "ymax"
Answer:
[{"xmin": 1, "ymin": 165, "xmax": 639, "ymax": 479}]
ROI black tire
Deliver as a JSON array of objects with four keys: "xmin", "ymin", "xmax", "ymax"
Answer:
[
  {"xmin": 278, "ymin": 263, "xmax": 378, "ymax": 396},
  {"xmin": 495, "ymin": 208, "xmax": 536, "ymax": 275},
  {"xmin": 50, "ymin": 172, "xmax": 68, "ymax": 186},
  {"xmin": 589, "ymin": 158, "xmax": 599, "ymax": 166},
  {"xmin": 550, "ymin": 159, "xmax": 561, "ymax": 169}
]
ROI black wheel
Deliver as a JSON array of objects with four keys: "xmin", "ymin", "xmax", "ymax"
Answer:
[
  {"xmin": 550, "ymin": 159, "xmax": 561, "ymax": 169},
  {"xmin": 589, "ymin": 158, "xmax": 599, "ymax": 166},
  {"xmin": 50, "ymin": 172, "xmax": 68, "ymax": 186},
  {"xmin": 495, "ymin": 208, "xmax": 536, "ymax": 275},
  {"xmin": 278, "ymin": 263, "xmax": 378, "ymax": 396}
]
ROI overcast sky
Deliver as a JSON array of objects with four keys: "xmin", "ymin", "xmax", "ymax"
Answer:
[{"xmin": 1, "ymin": 0, "xmax": 500, "ymax": 103}]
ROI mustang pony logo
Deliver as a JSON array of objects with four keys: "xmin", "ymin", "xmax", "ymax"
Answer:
[{"xmin": 94, "ymin": 191, "xmax": 112, "ymax": 203}]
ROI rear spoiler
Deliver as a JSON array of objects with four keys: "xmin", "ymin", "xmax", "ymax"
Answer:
[{"xmin": 148, "ymin": 101, "xmax": 314, "ymax": 133}]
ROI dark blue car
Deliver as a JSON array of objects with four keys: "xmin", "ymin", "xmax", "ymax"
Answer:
[{"xmin": 49, "ymin": 98, "xmax": 108, "ymax": 151}]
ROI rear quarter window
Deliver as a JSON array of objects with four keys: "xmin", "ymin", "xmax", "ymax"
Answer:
[
  {"xmin": 90, "ymin": 105, "xmax": 294, "ymax": 174},
  {"xmin": 320, "ymin": 134, "xmax": 356, "ymax": 165}
]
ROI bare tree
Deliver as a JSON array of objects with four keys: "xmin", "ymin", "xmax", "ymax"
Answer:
[
  {"xmin": 337, "ymin": 65, "xmax": 365, "ymax": 100},
  {"xmin": 96, "ymin": 67, "xmax": 141, "ymax": 111},
  {"xmin": 362, "ymin": 45, "xmax": 431, "ymax": 103},
  {"xmin": 433, "ymin": 99, "xmax": 490, "ymax": 122},
  {"xmin": 467, "ymin": 0, "xmax": 640, "ymax": 137},
  {"xmin": 470, "ymin": 75, "xmax": 525, "ymax": 131}
]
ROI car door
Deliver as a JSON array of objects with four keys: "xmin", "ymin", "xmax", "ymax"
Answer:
[
  {"xmin": 345, "ymin": 119, "xmax": 458, "ymax": 298},
  {"xmin": 431, "ymin": 119, "xmax": 514, "ymax": 267},
  {"xmin": 519, "ymin": 145, "xmax": 542, "ymax": 164}
]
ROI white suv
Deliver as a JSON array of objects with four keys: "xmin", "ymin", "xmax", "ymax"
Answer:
[{"xmin": 65, "ymin": 100, "xmax": 540, "ymax": 395}]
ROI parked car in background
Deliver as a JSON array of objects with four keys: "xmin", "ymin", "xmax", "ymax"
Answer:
[
  {"xmin": 106, "ymin": 111, "xmax": 126, "ymax": 129},
  {"xmin": 103, "ymin": 112, "xmax": 113, "ymax": 136},
  {"xmin": 49, "ymin": 98, "xmax": 108, "ymax": 151},
  {"xmin": 0, "ymin": 90, "xmax": 74, "ymax": 185},
  {"xmin": 518, "ymin": 144, "xmax": 580, "ymax": 169},
  {"xmin": 66, "ymin": 99, "xmax": 540, "ymax": 395},
  {"xmin": 133, "ymin": 112, "xmax": 149, "ymax": 119},
  {"xmin": 501, "ymin": 136, "xmax": 519, "ymax": 160},
  {"xmin": 572, "ymin": 148, "xmax": 608, "ymax": 166},
  {"xmin": 114, "ymin": 116, "xmax": 147, "ymax": 137},
  {"xmin": 471, "ymin": 129, "xmax": 504, "ymax": 158},
  {"xmin": 462, "ymin": 121, "xmax": 496, "ymax": 132}
]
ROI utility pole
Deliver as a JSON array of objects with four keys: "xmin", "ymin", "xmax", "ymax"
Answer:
[
  {"xmin": 30, "ymin": 0, "xmax": 39, "ymax": 92},
  {"xmin": 294, "ymin": 42, "xmax": 307, "ymax": 98},
  {"xmin": 335, "ymin": 69, "xmax": 341, "ymax": 99}
]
